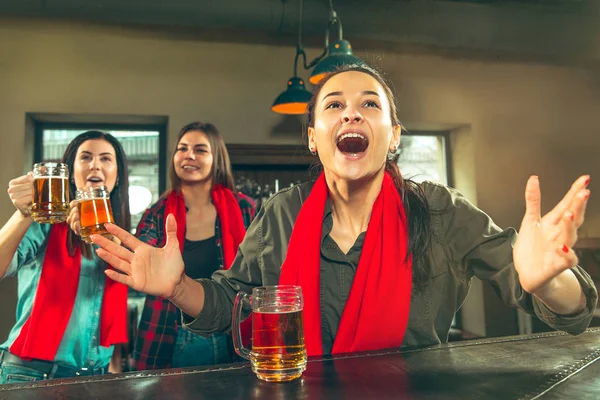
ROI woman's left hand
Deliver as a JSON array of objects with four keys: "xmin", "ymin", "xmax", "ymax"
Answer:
[
  {"xmin": 513, "ymin": 175, "xmax": 590, "ymax": 296},
  {"xmin": 66, "ymin": 200, "xmax": 81, "ymax": 236}
]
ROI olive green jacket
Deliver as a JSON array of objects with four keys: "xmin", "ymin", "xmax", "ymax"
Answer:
[{"xmin": 185, "ymin": 181, "xmax": 597, "ymax": 351}]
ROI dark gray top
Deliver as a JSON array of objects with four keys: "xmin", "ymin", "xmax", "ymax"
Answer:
[
  {"xmin": 182, "ymin": 236, "xmax": 219, "ymax": 280},
  {"xmin": 184, "ymin": 181, "xmax": 598, "ymax": 352}
]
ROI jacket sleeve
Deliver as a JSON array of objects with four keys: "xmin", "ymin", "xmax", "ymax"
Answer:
[
  {"xmin": 183, "ymin": 187, "xmax": 298, "ymax": 335},
  {"xmin": 183, "ymin": 205, "xmax": 267, "ymax": 335},
  {"xmin": 427, "ymin": 182, "xmax": 597, "ymax": 335}
]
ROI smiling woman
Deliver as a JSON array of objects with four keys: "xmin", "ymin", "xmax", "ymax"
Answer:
[{"xmin": 129, "ymin": 121, "xmax": 256, "ymax": 371}]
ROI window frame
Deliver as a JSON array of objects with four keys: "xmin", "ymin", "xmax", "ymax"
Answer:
[
  {"xmin": 34, "ymin": 122, "xmax": 168, "ymax": 195},
  {"xmin": 400, "ymin": 130, "xmax": 454, "ymax": 187}
]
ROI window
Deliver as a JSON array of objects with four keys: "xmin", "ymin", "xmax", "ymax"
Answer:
[
  {"xmin": 397, "ymin": 133, "xmax": 451, "ymax": 185},
  {"xmin": 36, "ymin": 125, "xmax": 166, "ymax": 232},
  {"xmin": 397, "ymin": 132, "xmax": 459, "ymax": 330}
]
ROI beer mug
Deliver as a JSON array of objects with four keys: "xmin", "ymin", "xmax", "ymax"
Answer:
[
  {"xmin": 30, "ymin": 162, "xmax": 70, "ymax": 224},
  {"xmin": 76, "ymin": 186, "xmax": 114, "ymax": 244},
  {"xmin": 232, "ymin": 285, "xmax": 307, "ymax": 382}
]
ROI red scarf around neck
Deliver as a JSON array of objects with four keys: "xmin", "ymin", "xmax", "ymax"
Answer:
[
  {"xmin": 279, "ymin": 172, "xmax": 412, "ymax": 356},
  {"xmin": 164, "ymin": 185, "xmax": 246, "ymax": 267},
  {"xmin": 10, "ymin": 223, "xmax": 128, "ymax": 361},
  {"xmin": 164, "ymin": 186, "xmax": 251, "ymax": 342}
]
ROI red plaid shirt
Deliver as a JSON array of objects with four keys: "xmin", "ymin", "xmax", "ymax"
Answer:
[{"xmin": 133, "ymin": 192, "xmax": 255, "ymax": 370}]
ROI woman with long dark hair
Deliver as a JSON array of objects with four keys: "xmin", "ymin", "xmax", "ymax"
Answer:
[
  {"xmin": 93, "ymin": 65, "xmax": 596, "ymax": 356},
  {"xmin": 0, "ymin": 131, "xmax": 130, "ymax": 383},
  {"xmin": 131, "ymin": 122, "xmax": 255, "ymax": 370}
]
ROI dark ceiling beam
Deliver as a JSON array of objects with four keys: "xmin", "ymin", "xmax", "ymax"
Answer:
[{"xmin": 0, "ymin": 0, "xmax": 597, "ymax": 65}]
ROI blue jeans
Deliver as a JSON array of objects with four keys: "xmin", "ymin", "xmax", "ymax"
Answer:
[
  {"xmin": 0, "ymin": 362, "xmax": 47, "ymax": 385},
  {"xmin": 171, "ymin": 328, "xmax": 233, "ymax": 368},
  {"xmin": 0, "ymin": 350, "xmax": 109, "ymax": 385}
]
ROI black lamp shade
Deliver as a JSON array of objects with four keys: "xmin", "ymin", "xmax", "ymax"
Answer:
[
  {"xmin": 309, "ymin": 40, "xmax": 364, "ymax": 84},
  {"xmin": 271, "ymin": 77, "xmax": 313, "ymax": 115}
]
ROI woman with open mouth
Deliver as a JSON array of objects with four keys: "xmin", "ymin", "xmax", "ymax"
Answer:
[
  {"xmin": 0, "ymin": 131, "xmax": 131, "ymax": 383},
  {"xmin": 92, "ymin": 64, "xmax": 596, "ymax": 356}
]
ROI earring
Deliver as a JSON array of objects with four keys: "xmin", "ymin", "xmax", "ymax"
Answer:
[
  {"xmin": 309, "ymin": 146, "xmax": 317, "ymax": 156},
  {"xmin": 115, "ymin": 177, "xmax": 120, "ymax": 186}
]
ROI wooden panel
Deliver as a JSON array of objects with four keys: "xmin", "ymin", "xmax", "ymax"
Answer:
[
  {"xmin": 228, "ymin": 144, "xmax": 317, "ymax": 211},
  {"xmin": 227, "ymin": 144, "xmax": 314, "ymax": 166}
]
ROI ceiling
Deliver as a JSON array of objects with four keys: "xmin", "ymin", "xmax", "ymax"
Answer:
[{"xmin": 0, "ymin": 0, "xmax": 597, "ymax": 66}]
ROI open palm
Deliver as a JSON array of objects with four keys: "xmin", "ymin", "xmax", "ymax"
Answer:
[
  {"xmin": 513, "ymin": 175, "xmax": 590, "ymax": 295},
  {"xmin": 92, "ymin": 214, "xmax": 184, "ymax": 299}
]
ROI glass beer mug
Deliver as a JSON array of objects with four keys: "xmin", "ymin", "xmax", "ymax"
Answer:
[
  {"xmin": 75, "ymin": 186, "xmax": 115, "ymax": 244},
  {"xmin": 30, "ymin": 162, "xmax": 70, "ymax": 224},
  {"xmin": 232, "ymin": 285, "xmax": 307, "ymax": 382}
]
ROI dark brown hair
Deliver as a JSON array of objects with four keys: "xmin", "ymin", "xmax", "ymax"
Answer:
[
  {"xmin": 166, "ymin": 122, "xmax": 235, "ymax": 195},
  {"xmin": 62, "ymin": 131, "xmax": 131, "ymax": 259},
  {"xmin": 306, "ymin": 64, "xmax": 433, "ymax": 290}
]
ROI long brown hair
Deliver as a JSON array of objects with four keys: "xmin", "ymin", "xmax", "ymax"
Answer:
[
  {"xmin": 305, "ymin": 64, "xmax": 433, "ymax": 290},
  {"xmin": 166, "ymin": 122, "xmax": 236, "ymax": 196},
  {"xmin": 62, "ymin": 131, "xmax": 131, "ymax": 259}
]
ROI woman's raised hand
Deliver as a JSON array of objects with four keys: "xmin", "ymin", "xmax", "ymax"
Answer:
[
  {"xmin": 513, "ymin": 175, "xmax": 590, "ymax": 296},
  {"xmin": 66, "ymin": 200, "xmax": 81, "ymax": 235},
  {"xmin": 92, "ymin": 214, "xmax": 185, "ymax": 299},
  {"xmin": 7, "ymin": 173, "xmax": 34, "ymax": 217}
]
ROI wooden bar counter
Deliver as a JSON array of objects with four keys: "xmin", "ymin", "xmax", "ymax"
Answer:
[{"xmin": 2, "ymin": 328, "xmax": 600, "ymax": 399}]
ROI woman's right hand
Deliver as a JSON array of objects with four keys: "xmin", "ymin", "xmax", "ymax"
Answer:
[
  {"xmin": 7, "ymin": 173, "xmax": 34, "ymax": 217},
  {"xmin": 91, "ymin": 213, "xmax": 185, "ymax": 299},
  {"xmin": 66, "ymin": 200, "xmax": 81, "ymax": 236}
]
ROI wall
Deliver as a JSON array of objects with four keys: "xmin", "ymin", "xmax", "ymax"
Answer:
[{"xmin": 0, "ymin": 18, "xmax": 598, "ymax": 340}]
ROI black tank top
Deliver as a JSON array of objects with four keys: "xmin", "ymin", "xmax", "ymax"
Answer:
[
  {"xmin": 182, "ymin": 236, "xmax": 220, "ymax": 279},
  {"xmin": 178, "ymin": 236, "xmax": 220, "ymax": 325}
]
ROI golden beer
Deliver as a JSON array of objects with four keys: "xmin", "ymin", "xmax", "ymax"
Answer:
[
  {"xmin": 232, "ymin": 285, "xmax": 306, "ymax": 382},
  {"xmin": 76, "ymin": 187, "xmax": 114, "ymax": 243},
  {"xmin": 251, "ymin": 308, "xmax": 307, "ymax": 382},
  {"xmin": 30, "ymin": 163, "xmax": 70, "ymax": 224}
]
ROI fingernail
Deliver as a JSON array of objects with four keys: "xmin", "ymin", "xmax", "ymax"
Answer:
[
  {"xmin": 566, "ymin": 211, "xmax": 574, "ymax": 221},
  {"xmin": 584, "ymin": 177, "xmax": 590, "ymax": 186},
  {"xmin": 584, "ymin": 191, "xmax": 590, "ymax": 199},
  {"xmin": 562, "ymin": 244, "xmax": 569, "ymax": 253}
]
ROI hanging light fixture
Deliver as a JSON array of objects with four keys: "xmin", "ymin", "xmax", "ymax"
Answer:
[
  {"xmin": 271, "ymin": 76, "xmax": 312, "ymax": 115},
  {"xmin": 309, "ymin": 1, "xmax": 364, "ymax": 84},
  {"xmin": 271, "ymin": 54, "xmax": 313, "ymax": 115},
  {"xmin": 271, "ymin": 0, "xmax": 313, "ymax": 115},
  {"xmin": 271, "ymin": 0, "xmax": 363, "ymax": 114}
]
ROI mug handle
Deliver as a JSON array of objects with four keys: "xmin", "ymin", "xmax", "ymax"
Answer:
[{"xmin": 232, "ymin": 292, "xmax": 251, "ymax": 360}]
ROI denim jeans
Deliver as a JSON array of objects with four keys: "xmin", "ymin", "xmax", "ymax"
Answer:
[
  {"xmin": 171, "ymin": 328, "xmax": 233, "ymax": 368},
  {"xmin": 0, "ymin": 362, "xmax": 47, "ymax": 385},
  {"xmin": 0, "ymin": 350, "xmax": 109, "ymax": 385}
]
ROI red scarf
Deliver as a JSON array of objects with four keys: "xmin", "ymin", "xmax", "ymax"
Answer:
[
  {"xmin": 10, "ymin": 224, "xmax": 128, "ymax": 361},
  {"xmin": 164, "ymin": 186, "xmax": 251, "ymax": 342},
  {"xmin": 164, "ymin": 185, "xmax": 247, "ymax": 268},
  {"xmin": 279, "ymin": 172, "xmax": 412, "ymax": 356}
]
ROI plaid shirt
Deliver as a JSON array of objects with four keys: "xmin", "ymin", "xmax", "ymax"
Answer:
[{"xmin": 133, "ymin": 191, "xmax": 255, "ymax": 370}]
